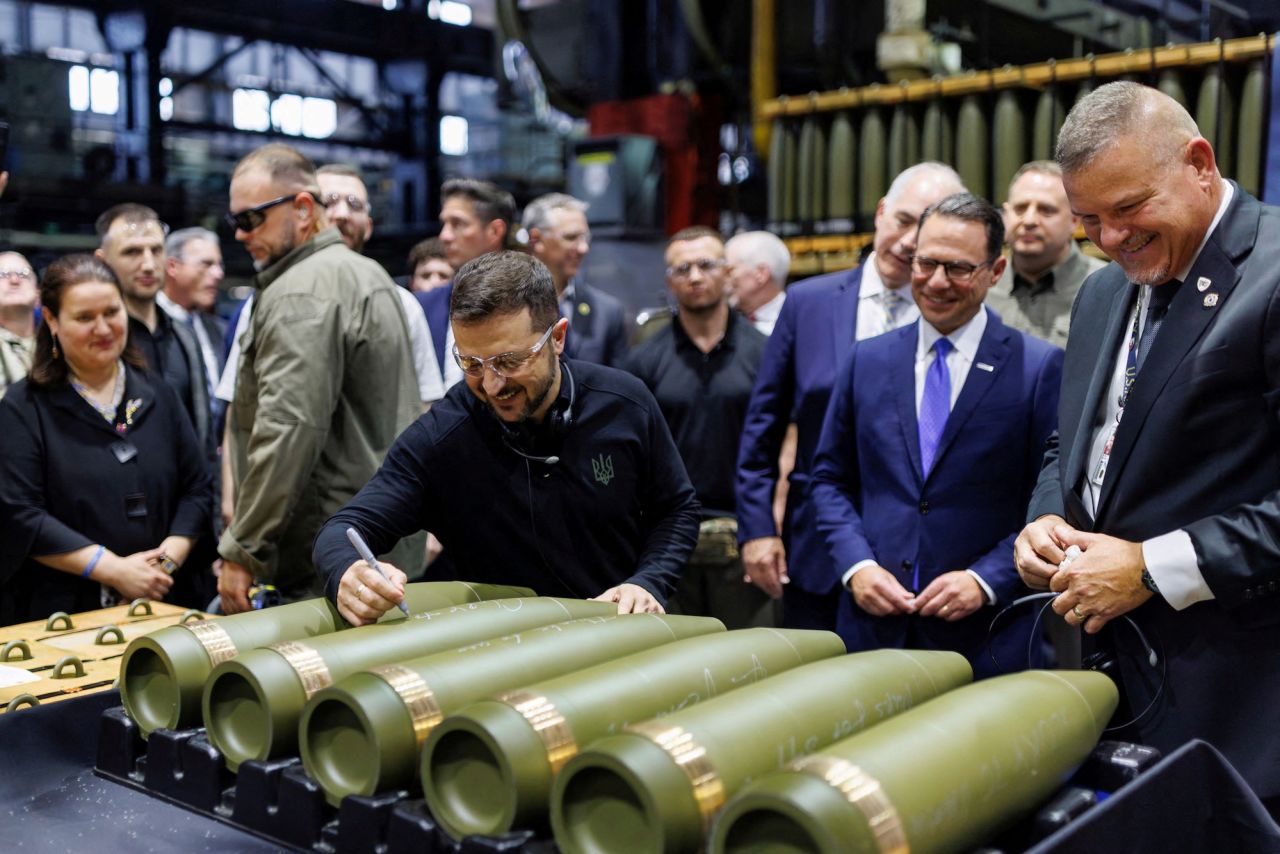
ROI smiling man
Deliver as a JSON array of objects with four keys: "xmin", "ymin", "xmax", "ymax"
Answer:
[
  {"xmin": 985, "ymin": 161, "xmax": 1105, "ymax": 347},
  {"xmin": 218, "ymin": 143, "xmax": 422, "ymax": 612},
  {"xmin": 1014, "ymin": 82, "xmax": 1280, "ymax": 814},
  {"xmin": 314, "ymin": 250, "xmax": 700, "ymax": 625},
  {"xmin": 810, "ymin": 192, "xmax": 1062, "ymax": 677},
  {"xmin": 735, "ymin": 162, "xmax": 965, "ymax": 634}
]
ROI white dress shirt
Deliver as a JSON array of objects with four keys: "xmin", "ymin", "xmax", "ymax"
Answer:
[
  {"xmin": 157, "ymin": 291, "xmax": 221, "ymax": 401},
  {"xmin": 842, "ymin": 307, "xmax": 997, "ymax": 604},
  {"xmin": 747, "ymin": 290, "xmax": 787, "ymax": 336},
  {"xmin": 1079, "ymin": 180, "xmax": 1233, "ymax": 610},
  {"xmin": 216, "ymin": 294, "xmax": 253, "ymax": 404},
  {"xmin": 856, "ymin": 253, "xmax": 920, "ymax": 341}
]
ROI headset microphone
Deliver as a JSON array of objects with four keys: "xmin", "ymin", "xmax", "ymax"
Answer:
[{"xmin": 503, "ymin": 438, "xmax": 559, "ymax": 465}]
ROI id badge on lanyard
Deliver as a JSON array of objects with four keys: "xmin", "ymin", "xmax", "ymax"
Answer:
[{"xmin": 1092, "ymin": 294, "xmax": 1144, "ymax": 487}]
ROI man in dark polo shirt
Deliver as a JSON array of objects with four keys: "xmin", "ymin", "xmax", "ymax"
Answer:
[{"xmin": 625, "ymin": 226, "xmax": 774, "ymax": 629}]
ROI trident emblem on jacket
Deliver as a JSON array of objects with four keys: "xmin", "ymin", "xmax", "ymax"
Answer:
[{"xmin": 592, "ymin": 454, "xmax": 614, "ymax": 485}]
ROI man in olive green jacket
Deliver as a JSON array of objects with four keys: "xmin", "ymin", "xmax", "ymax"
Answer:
[{"xmin": 218, "ymin": 143, "xmax": 423, "ymax": 611}]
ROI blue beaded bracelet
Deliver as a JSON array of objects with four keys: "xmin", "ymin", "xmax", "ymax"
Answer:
[{"xmin": 82, "ymin": 545, "xmax": 105, "ymax": 579}]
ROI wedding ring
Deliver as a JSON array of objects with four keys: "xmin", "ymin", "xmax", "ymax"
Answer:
[
  {"xmin": 1072, "ymin": 605, "xmax": 1085, "ymax": 620},
  {"xmin": 356, "ymin": 584, "xmax": 366, "ymax": 600},
  {"xmin": 940, "ymin": 604, "xmax": 950, "ymax": 614}
]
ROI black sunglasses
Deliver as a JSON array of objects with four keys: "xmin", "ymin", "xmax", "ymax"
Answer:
[{"xmin": 224, "ymin": 194, "xmax": 298, "ymax": 232}]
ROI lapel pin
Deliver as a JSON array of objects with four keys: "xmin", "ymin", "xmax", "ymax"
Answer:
[
  {"xmin": 1203, "ymin": 293, "xmax": 1219, "ymax": 308},
  {"xmin": 1197, "ymin": 276, "xmax": 1212, "ymax": 292},
  {"xmin": 577, "ymin": 302, "xmax": 591, "ymax": 316},
  {"xmin": 975, "ymin": 362, "xmax": 995, "ymax": 372}
]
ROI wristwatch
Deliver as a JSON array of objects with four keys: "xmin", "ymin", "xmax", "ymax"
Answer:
[{"xmin": 1141, "ymin": 568, "xmax": 1159, "ymax": 594}]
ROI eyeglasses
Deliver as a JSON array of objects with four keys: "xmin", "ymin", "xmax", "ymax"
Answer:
[
  {"xmin": 0, "ymin": 268, "xmax": 34, "ymax": 280},
  {"xmin": 453, "ymin": 323, "xmax": 556, "ymax": 378},
  {"xmin": 910, "ymin": 255, "xmax": 994, "ymax": 285},
  {"xmin": 666, "ymin": 258, "xmax": 724, "ymax": 279},
  {"xmin": 224, "ymin": 194, "xmax": 298, "ymax": 232},
  {"xmin": 320, "ymin": 193, "xmax": 369, "ymax": 214}
]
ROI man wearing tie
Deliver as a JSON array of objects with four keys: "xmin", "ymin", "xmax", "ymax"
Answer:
[
  {"xmin": 812, "ymin": 193, "xmax": 1062, "ymax": 676},
  {"xmin": 735, "ymin": 162, "xmax": 965, "ymax": 633},
  {"xmin": 1015, "ymin": 82, "xmax": 1280, "ymax": 812}
]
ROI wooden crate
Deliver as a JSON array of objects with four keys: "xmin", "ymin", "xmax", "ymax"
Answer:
[
  {"xmin": 0, "ymin": 600, "xmax": 199, "ymax": 646},
  {"xmin": 0, "ymin": 602, "xmax": 212, "ymax": 714}
]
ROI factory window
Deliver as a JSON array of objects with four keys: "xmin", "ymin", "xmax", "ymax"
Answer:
[
  {"xmin": 232, "ymin": 88, "xmax": 271, "ymax": 132},
  {"xmin": 159, "ymin": 77, "xmax": 173, "ymax": 121},
  {"xmin": 440, "ymin": 115, "xmax": 469, "ymax": 156},
  {"xmin": 235, "ymin": 88, "xmax": 336, "ymax": 139},
  {"xmin": 300, "ymin": 97, "xmax": 338, "ymax": 139},
  {"xmin": 68, "ymin": 65, "xmax": 120, "ymax": 115},
  {"xmin": 428, "ymin": 0, "xmax": 472, "ymax": 26},
  {"xmin": 272, "ymin": 93, "xmax": 304, "ymax": 135}
]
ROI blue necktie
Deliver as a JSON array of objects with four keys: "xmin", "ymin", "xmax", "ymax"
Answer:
[{"xmin": 918, "ymin": 337, "xmax": 953, "ymax": 474}]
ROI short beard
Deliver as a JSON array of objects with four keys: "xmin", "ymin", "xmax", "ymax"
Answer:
[
  {"xmin": 488, "ymin": 350, "xmax": 558, "ymax": 425},
  {"xmin": 517, "ymin": 354, "xmax": 557, "ymax": 424},
  {"xmin": 258, "ymin": 231, "xmax": 298, "ymax": 272},
  {"xmin": 1125, "ymin": 262, "xmax": 1172, "ymax": 287}
]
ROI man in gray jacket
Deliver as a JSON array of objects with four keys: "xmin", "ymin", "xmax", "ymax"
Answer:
[{"xmin": 217, "ymin": 143, "xmax": 422, "ymax": 612}]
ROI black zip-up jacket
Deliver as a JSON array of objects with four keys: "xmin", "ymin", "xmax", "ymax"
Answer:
[{"xmin": 314, "ymin": 359, "xmax": 701, "ymax": 605}]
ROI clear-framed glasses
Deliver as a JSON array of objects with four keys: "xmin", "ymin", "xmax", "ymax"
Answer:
[
  {"xmin": 666, "ymin": 258, "xmax": 725, "ymax": 279},
  {"xmin": 225, "ymin": 194, "xmax": 298, "ymax": 232},
  {"xmin": 320, "ymin": 192, "xmax": 369, "ymax": 214},
  {"xmin": 453, "ymin": 322, "xmax": 556, "ymax": 378},
  {"xmin": 0, "ymin": 268, "xmax": 34, "ymax": 280},
  {"xmin": 910, "ymin": 255, "xmax": 994, "ymax": 285}
]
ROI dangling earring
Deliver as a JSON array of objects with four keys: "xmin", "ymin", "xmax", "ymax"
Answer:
[{"xmin": 52, "ymin": 334, "xmax": 60, "ymax": 359}]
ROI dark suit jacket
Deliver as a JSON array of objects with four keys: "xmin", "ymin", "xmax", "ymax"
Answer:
[
  {"xmin": 813, "ymin": 310, "xmax": 1062, "ymax": 678},
  {"xmin": 564, "ymin": 282, "xmax": 629, "ymax": 368},
  {"xmin": 735, "ymin": 266, "xmax": 864, "ymax": 598},
  {"xmin": 418, "ymin": 282, "xmax": 453, "ymax": 370},
  {"xmin": 1027, "ymin": 184, "xmax": 1280, "ymax": 797},
  {"xmin": 0, "ymin": 367, "xmax": 212, "ymax": 625},
  {"xmin": 197, "ymin": 311, "xmax": 228, "ymax": 381}
]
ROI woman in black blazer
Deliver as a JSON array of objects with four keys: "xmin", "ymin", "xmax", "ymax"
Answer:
[{"xmin": 0, "ymin": 255, "xmax": 211, "ymax": 625}]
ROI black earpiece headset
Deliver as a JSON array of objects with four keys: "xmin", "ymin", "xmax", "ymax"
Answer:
[{"xmin": 500, "ymin": 359, "xmax": 576, "ymax": 465}]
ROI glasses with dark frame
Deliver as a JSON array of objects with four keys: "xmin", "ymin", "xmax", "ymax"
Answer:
[
  {"xmin": 453, "ymin": 323, "xmax": 556, "ymax": 378},
  {"xmin": 224, "ymin": 194, "xmax": 298, "ymax": 232},
  {"xmin": 910, "ymin": 255, "xmax": 995, "ymax": 285}
]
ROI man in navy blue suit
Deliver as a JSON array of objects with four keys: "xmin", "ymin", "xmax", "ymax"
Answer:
[
  {"xmin": 735, "ymin": 162, "xmax": 965, "ymax": 632},
  {"xmin": 812, "ymin": 193, "xmax": 1062, "ymax": 677}
]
